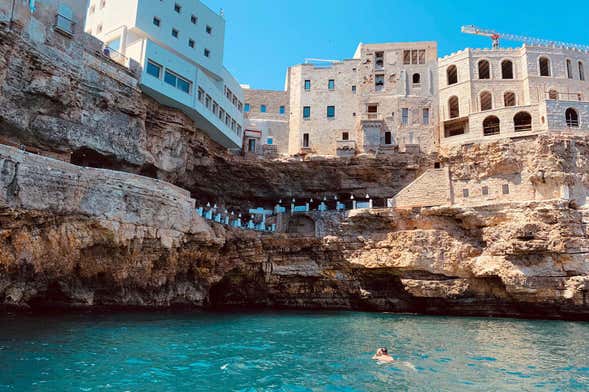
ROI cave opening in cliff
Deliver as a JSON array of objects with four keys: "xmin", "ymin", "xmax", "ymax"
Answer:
[{"xmin": 70, "ymin": 147, "xmax": 126, "ymax": 171}]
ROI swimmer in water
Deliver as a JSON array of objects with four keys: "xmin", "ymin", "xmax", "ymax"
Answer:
[{"xmin": 372, "ymin": 347, "xmax": 394, "ymax": 363}]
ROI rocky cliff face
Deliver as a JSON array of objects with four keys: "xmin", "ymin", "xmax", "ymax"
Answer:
[{"xmin": 1, "ymin": 20, "xmax": 589, "ymax": 319}]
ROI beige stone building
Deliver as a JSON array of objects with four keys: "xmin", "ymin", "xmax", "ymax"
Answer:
[
  {"xmin": 439, "ymin": 45, "xmax": 589, "ymax": 147},
  {"xmin": 242, "ymin": 87, "xmax": 289, "ymax": 157},
  {"xmin": 285, "ymin": 42, "xmax": 438, "ymax": 156}
]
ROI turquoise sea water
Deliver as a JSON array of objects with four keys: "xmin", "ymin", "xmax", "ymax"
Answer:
[{"xmin": 0, "ymin": 311, "xmax": 588, "ymax": 391}]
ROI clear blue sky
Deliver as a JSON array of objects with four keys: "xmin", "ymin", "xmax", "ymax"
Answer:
[{"xmin": 203, "ymin": 0, "xmax": 589, "ymax": 91}]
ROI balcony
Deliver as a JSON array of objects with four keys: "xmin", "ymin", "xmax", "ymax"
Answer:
[
  {"xmin": 54, "ymin": 14, "xmax": 74, "ymax": 37},
  {"xmin": 336, "ymin": 140, "xmax": 356, "ymax": 157},
  {"xmin": 362, "ymin": 113, "xmax": 383, "ymax": 121},
  {"xmin": 101, "ymin": 46, "xmax": 128, "ymax": 67}
]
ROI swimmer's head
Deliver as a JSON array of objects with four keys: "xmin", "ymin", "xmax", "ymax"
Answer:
[{"xmin": 381, "ymin": 347, "xmax": 388, "ymax": 355}]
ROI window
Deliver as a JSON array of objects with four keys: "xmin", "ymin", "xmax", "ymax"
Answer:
[
  {"xmin": 204, "ymin": 48, "xmax": 210, "ymax": 57},
  {"xmin": 478, "ymin": 60, "xmax": 490, "ymax": 79},
  {"xmin": 279, "ymin": 106, "xmax": 285, "ymax": 115},
  {"xmin": 579, "ymin": 61, "xmax": 585, "ymax": 81},
  {"xmin": 342, "ymin": 132, "xmax": 349, "ymax": 141},
  {"xmin": 205, "ymin": 94, "xmax": 211, "ymax": 109},
  {"xmin": 422, "ymin": 108, "xmax": 430, "ymax": 125},
  {"xmin": 514, "ymin": 111, "xmax": 532, "ymax": 132},
  {"xmin": 174, "ymin": 3, "xmax": 181, "ymax": 13},
  {"xmin": 480, "ymin": 91, "xmax": 493, "ymax": 111},
  {"xmin": 206, "ymin": 25, "xmax": 212, "ymax": 34},
  {"xmin": 352, "ymin": 85, "xmax": 356, "ymax": 94},
  {"xmin": 164, "ymin": 69, "xmax": 191, "ymax": 93},
  {"xmin": 97, "ymin": 24, "xmax": 102, "ymax": 33},
  {"xmin": 188, "ymin": 39, "xmax": 195, "ymax": 48},
  {"xmin": 198, "ymin": 87, "xmax": 204, "ymax": 102},
  {"xmin": 303, "ymin": 133, "xmax": 309, "ymax": 148},
  {"xmin": 146, "ymin": 60, "xmax": 162, "ymax": 79},
  {"xmin": 367, "ymin": 104, "xmax": 378, "ymax": 113},
  {"xmin": 401, "ymin": 108, "xmax": 409, "ymax": 125},
  {"xmin": 247, "ymin": 138, "xmax": 256, "ymax": 152},
  {"xmin": 267, "ymin": 137, "xmax": 273, "ymax": 145},
  {"xmin": 260, "ymin": 105, "xmax": 267, "ymax": 113},
  {"xmin": 327, "ymin": 106, "xmax": 335, "ymax": 118},
  {"xmin": 384, "ymin": 131, "xmax": 392, "ymax": 145},
  {"xmin": 172, "ymin": 28, "xmax": 179, "ymax": 38},
  {"xmin": 375, "ymin": 74, "xmax": 384, "ymax": 91},
  {"xmin": 566, "ymin": 108, "xmax": 579, "ymax": 127},
  {"xmin": 412, "ymin": 73, "xmax": 421, "ymax": 85},
  {"xmin": 328, "ymin": 79, "xmax": 335, "ymax": 90},
  {"xmin": 218, "ymin": 108, "xmax": 224, "ymax": 121},
  {"xmin": 403, "ymin": 49, "xmax": 425, "ymax": 65},
  {"xmin": 448, "ymin": 96, "xmax": 459, "ymax": 118},
  {"xmin": 539, "ymin": 57, "xmax": 551, "ymax": 76},
  {"xmin": 375, "ymin": 51, "xmax": 384, "ymax": 69},
  {"xmin": 502, "ymin": 184, "xmax": 510, "ymax": 195},
  {"xmin": 212, "ymin": 101, "xmax": 218, "ymax": 115},
  {"xmin": 483, "ymin": 116, "xmax": 500, "ymax": 136},
  {"xmin": 482, "ymin": 186, "xmax": 489, "ymax": 196},
  {"xmin": 190, "ymin": 14, "xmax": 197, "ymax": 24},
  {"xmin": 463, "ymin": 189, "xmax": 469, "ymax": 198},
  {"xmin": 304, "ymin": 80, "xmax": 311, "ymax": 90},
  {"xmin": 244, "ymin": 103, "xmax": 250, "ymax": 112},
  {"xmin": 567, "ymin": 59, "xmax": 573, "ymax": 79},
  {"xmin": 89, "ymin": 5, "xmax": 95, "ymax": 14},
  {"xmin": 403, "ymin": 50, "xmax": 411, "ymax": 65},
  {"xmin": 99, "ymin": 0, "xmax": 105, "ymax": 9},
  {"xmin": 501, "ymin": 60, "xmax": 513, "ymax": 79},
  {"xmin": 447, "ymin": 65, "xmax": 458, "ymax": 85},
  {"xmin": 152, "ymin": 16, "xmax": 161, "ymax": 27},
  {"xmin": 504, "ymin": 91, "xmax": 516, "ymax": 107},
  {"xmin": 548, "ymin": 89, "xmax": 559, "ymax": 100},
  {"xmin": 303, "ymin": 106, "xmax": 310, "ymax": 119}
]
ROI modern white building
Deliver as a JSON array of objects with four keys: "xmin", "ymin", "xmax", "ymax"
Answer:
[{"xmin": 85, "ymin": 0, "xmax": 244, "ymax": 149}]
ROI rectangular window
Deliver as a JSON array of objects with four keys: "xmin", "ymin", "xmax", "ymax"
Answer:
[
  {"xmin": 89, "ymin": 5, "xmax": 95, "ymax": 14},
  {"xmin": 174, "ymin": 3, "xmax": 181, "ymax": 13},
  {"xmin": 172, "ymin": 28, "xmax": 179, "ymax": 38},
  {"xmin": 190, "ymin": 14, "xmax": 197, "ymax": 24},
  {"xmin": 146, "ymin": 60, "xmax": 162, "ymax": 78},
  {"xmin": 164, "ymin": 69, "xmax": 191, "ymax": 94},
  {"xmin": 328, "ymin": 79, "xmax": 335, "ymax": 90},
  {"xmin": 482, "ymin": 186, "xmax": 489, "ymax": 196},
  {"xmin": 188, "ymin": 39, "xmax": 195, "ymax": 48},
  {"xmin": 304, "ymin": 80, "xmax": 311, "ymax": 90},
  {"xmin": 403, "ymin": 50, "xmax": 411, "ymax": 65},
  {"xmin": 244, "ymin": 103, "xmax": 250, "ymax": 112},
  {"xmin": 218, "ymin": 108, "xmax": 224, "ymax": 121},
  {"xmin": 502, "ymin": 184, "xmax": 510, "ymax": 194},
  {"xmin": 152, "ymin": 17, "xmax": 161, "ymax": 27},
  {"xmin": 303, "ymin": 133, "xmax": 309, "ymax": 148},
  {"xmin": 206, "ymin": 25, "xmax": 212, "ymax": 34},
  {"xmin": 342, "ymin": 132, "xmax": 349, "ymax": 141},
  {"xmin": 97, "ymin": 24, "xmax": 102, "ymax": 33},
  {"xmin": 303, "ymin": 106, "xmax": 311, "ymax": 119},
  {"xmin": 205, "ymin": 94, "xmax": 211, "ymax": 109},
  {"xmin": 198, "ymin": 87, "xmax": 204, "ymax": 102},
  {"xmin": 352, "ymin": 85, "xmax": 356, "ymax": 94},
  {"xmin": 279, "ymin": 106, "xmax": 285, "ymax": 114},
  {"xmin": 204, "ymin": 48, "xmax": 210, "ymax": 57},
  {"xmin": 463, "ymin": 189, "xmax": 469, "ymax": 198},
  {"xmin": 225, "ymin": 114, "xmax": 230, "ymax": 126},
  {"xmin": 247, "ymin": 138, "xmax": 256, "ymax": 152},
  {"xmin": 375, "ymin": 74, "xmax": 384, "ymax": 91},
  {"xmin": 327, "ymin": 105, "xmax": 335, "ymax": 118},
  {"xmin": 401, "ymin": 108, "xmax": 409, "ymax": 125},
  {"xmin": 212, "ymin": 101, "xmax": 218, "ymax": 115},
  {"xmin": 422, "ymin": 108, "xmax": 430, "ymax": 125},
  {"xmin": 267, "ymin": 137, "xmax": 273, "ymax": 145},
  {"xmin": 260, "ymin": 104, "xmax": 267, "ymax": 113}
]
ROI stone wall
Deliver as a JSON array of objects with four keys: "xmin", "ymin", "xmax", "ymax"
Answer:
[
  {"xmin": 389, "ymin": 167, "xmax": 451, "ymax": 208},
  {"xmin": 243, "ymin": 88, "xmax": 290, "ymax": 155}
]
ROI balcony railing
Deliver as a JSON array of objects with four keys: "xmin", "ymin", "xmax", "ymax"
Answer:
[
  {"xmin": 336, "ymin": 140, "xmax": 356, "ymax": 150},
  {"xmin": 54, "ymin": 14, "xmax": 75, "ymax": 36},
  {"xmin": 362, "ymin": 113, "xmax": 383, "ymax": 121},
  {"xmin": 102, "ymin": 45, "xmax": 128, "ymax": 66}
]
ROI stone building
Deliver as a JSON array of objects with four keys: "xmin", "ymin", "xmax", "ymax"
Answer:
[
  {"xmin": 439, "ymin": 46, "xmax": 589, "ymax": 147},
  {"xmin": 84, "ymin": 0, "xmax": 244, "ymax": 149},
  {"xmin": 242, "ymin": 86, "xmax": 290, "ymax": 157},
  {"xmin": 284, "ymin": 42, "xmax": 438, "ymax": 156}
]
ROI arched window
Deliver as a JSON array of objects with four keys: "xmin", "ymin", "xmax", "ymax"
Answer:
[
  {"xmin": 478, "ymin": 60, "xmax": 490, "ymax": 79},
  {"xmin": 480, "ymin": 91, "xmax": 493, "ymax": 111},
  {"xmin": 447, "ymin": 65, "xmax": 458, "ymax": 85},
  {"xmin": 514, "ymin": 112, "xmax": 532, "ymax": 132},
  {"xmin": 539, "ymin": 57, "xmax": 551, "ymax": 76},
  {"xmin": 504, "ymin": 91, "xmax": 516, "ymax": 107},
  {"xmin": 566, "ymin": 108, "xmax": 579, "ymax": 127},
  {"xmin": 566, "ymin": 59, "xmax": 573, "ymax": 79},
  {"xmin": 448, "ymin": 96, "xmax": 459, "ymax": 118},
  {"xmin": 501, "ymin": 60, "xmax": 514, "ymax": 79},
  {"xmin": 548, "ymin": 89, "xmax": 559, "ymax": 100},
  {"xmin": 580, "ymin": 61, "xmax": 585, "ymax": 81},
  {"xmin": 412, "ymin": 73, "xmax": 421, "ymax": 84},
  {"xmin": 483, "ymin": 116, "xmax": 500, "ymax": 136}
]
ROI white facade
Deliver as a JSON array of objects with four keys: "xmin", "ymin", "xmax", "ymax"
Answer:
[{"xmin": 85, "ymin": 0, "xmax": 244, "ymax": 149}]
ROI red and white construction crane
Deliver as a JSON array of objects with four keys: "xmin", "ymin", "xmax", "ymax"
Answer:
[{"xmin": 461, "ymin": 25, "xmax": 589, "ymax": 52}]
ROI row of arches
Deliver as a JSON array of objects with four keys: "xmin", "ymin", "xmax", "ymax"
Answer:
[
  {"xmin": 446, "ymin": 57, "xmax": 586, "ymax": 85},
  {"xmin": 482, "ymin": 112, "xmax": 532, "ymax": 136},
  {"xmin": 447, "ymin": 91, "xmax": 518, "ymax": 118}
]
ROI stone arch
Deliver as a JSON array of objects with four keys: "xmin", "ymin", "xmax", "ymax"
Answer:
[{"xmin": 286, "ymin": 215, "xmax": 316, "ymax": 236}]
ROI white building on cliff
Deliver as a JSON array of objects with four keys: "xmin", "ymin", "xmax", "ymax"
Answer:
[{"xmin": 84, "ymin": 0, "xmax": 244, "ymax": 149}]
